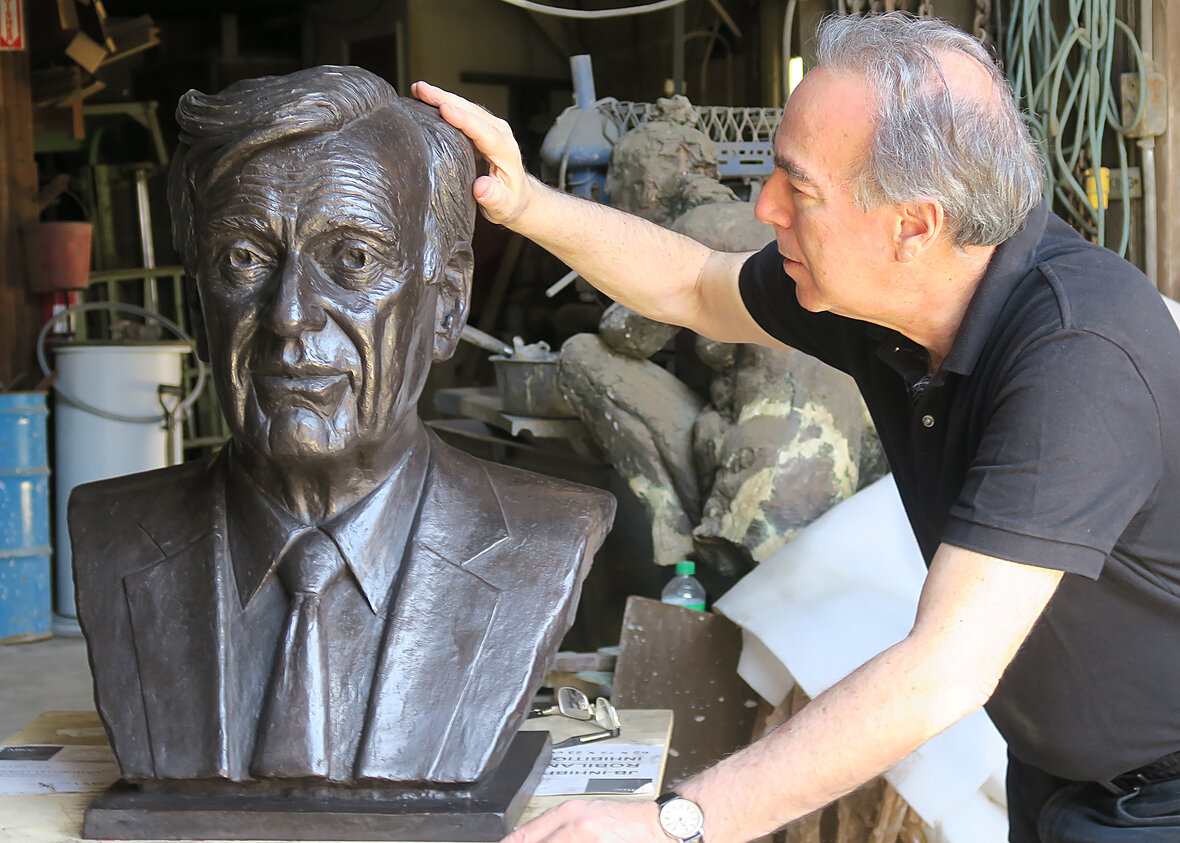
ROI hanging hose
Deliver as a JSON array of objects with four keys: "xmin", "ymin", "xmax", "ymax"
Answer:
[
  {"xmin": 1004, "ymin": 0, "xmax": 1149, "ymax": 259},
  {"xmin": 36, "ymin": 302, "xmax": 206, "ymax": 425},
  {"xmin": 494, "ymin": 0, "xmax": 690, "ymax": 19}
]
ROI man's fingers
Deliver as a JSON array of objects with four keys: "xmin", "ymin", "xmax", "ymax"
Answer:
[
  {"xmin": 413, "ymin": 82, "xmax": 514, "ymax": 159},
  {"xmin": 502, "ymin": 802, "xmax": 567, "ymax": 843},
  {"xmin": 411, "ymin": 80, "xmax": 530, "ymax": 226},
  {"xmin": 413, "ymin": 81, "xmax": 498, "ymax": 128},
  {"xmin": 501, "ymin": 800, "xmax": 663, "ymax": 843}
]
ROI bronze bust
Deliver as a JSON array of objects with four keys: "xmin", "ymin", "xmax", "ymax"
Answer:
[{"xmin": 68, "ymin": 66, "xmax": 614, "ymax": 834}]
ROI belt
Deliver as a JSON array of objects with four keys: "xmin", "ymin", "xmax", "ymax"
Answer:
[{"xmin": 1103, "ymin": 749, "xmax": 1180, "ymax": 794}]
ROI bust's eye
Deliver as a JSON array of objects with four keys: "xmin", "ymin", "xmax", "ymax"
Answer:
[
  {"xmin": 328, "ymin": 239, "xmax": 386, "ymax": 289},
  {"xmin": 219, "ymin": 241, "xmax": 272, "ymax": 286},
  {"xmin": 228, "ymin": 247, "xmax": 264, "ymax": 269},
  {"xmin": 338, "ymin": 245, "xmax": 368, "ymax": 270}
]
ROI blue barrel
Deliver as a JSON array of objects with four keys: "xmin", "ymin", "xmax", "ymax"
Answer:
[{"xmin": 0, "ymin": 392, "xmax": 52, "ymax": 643}]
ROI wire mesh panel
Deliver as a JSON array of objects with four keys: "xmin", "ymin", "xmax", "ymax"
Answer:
[
  {"xmin": 600, "ymin": 102, "xmax": 782, "ymax": 144},
  {"xmin": 599, "ymin": 102, "xmax": 782, "ymax": 178}
]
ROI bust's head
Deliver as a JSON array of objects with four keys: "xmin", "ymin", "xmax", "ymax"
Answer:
[{"xmin": 169, "ymin": 66, "xmax": 476, "ymax": 467}]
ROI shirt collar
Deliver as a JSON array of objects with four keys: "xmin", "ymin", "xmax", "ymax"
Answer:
[
  {"xmin": 226, "ymin": 422, "xmax": 432, "ymax": 614},
  {"xmin": 939, "ymin": 200, "xmax": 1050, "ymax": 377}
]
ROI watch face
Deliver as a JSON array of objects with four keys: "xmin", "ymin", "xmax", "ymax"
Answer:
[{"xmin": 660, "ymin": 798, "xmax": 704, "ymax": 838}]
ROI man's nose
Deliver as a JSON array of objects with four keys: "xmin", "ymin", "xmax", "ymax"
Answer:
[
  {"xmin": 754, "ymin": 171, "xmax": 791, "ymax": 229},
  {"xmin": 267, "ymin": 253, "xmax": 327, "ymax": 336}
]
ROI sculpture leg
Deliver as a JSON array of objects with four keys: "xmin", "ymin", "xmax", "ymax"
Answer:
[{"xmin": 559, "ymin": 333, "xmax": 702, "ymax": 567}]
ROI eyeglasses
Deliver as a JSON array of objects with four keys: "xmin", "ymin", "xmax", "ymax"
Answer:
[{"xmin": 528, "ymin": 686, "xmax": 622, "ymax": 748}]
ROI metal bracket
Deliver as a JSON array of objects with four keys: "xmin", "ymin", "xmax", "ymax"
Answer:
[{"xmin": 1121, "ymin": 72, "xmax": 1168, "ymax": 138}]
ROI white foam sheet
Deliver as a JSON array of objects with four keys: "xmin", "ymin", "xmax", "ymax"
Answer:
[{"xmin": 714, "ymin": 475, "xmax": 1008, "ymax": 837}]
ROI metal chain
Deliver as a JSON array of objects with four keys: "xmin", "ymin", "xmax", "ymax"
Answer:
[{"xmin": 973, "ymin": 0, "xmax": 992, "ymax": 47}]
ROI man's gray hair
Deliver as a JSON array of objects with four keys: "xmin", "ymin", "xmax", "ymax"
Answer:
[
  {"xmin": 167, "ymin": 65, "xmax": 476, "ymax": 280},
  {"xmin": 815, "ymin": 13, "xmax": 1043, "ymax": 248}
]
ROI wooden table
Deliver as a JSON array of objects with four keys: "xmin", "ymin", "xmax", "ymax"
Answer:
[{"xmin": 1, "ymin": 709, "xmax": 671, "ymax": 842}]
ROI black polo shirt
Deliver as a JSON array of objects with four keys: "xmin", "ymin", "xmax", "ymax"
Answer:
[{"xmin": 738, "ymin": 201, "xmax": 1180, "ymax": 782}]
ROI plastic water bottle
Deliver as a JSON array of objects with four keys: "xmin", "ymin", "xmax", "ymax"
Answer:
[{"xmin": 661, "ymin": 561, "xmax": 707, "ymax": 611}]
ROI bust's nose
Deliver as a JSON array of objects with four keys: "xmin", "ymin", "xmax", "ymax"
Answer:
[{"xmin": 267, "ymin": 252, "xmax": 327, "ymax": 336}]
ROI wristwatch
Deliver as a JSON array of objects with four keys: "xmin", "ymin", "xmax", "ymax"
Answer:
[{"xmin": 656, "ymin": 791, "xmax": 705, "ymax": 843}]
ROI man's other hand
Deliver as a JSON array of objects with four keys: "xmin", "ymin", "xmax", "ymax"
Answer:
[{"xmin": 503, "ymin": 798, "xmax": 667, "ymax": 843}]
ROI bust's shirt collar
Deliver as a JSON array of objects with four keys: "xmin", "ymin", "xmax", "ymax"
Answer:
[{"xmin": 226, "ymin": 422, "xmax": 432, "ymax": 614}]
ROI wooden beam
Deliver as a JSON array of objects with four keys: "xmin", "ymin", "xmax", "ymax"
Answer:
[
  {"xmin": 1156, "ymin": 0, "xmax": 1180, "ymax": 297},
  {"xmin": 0, "ymin": 48, "xmax": 42, "ymax": 387}
]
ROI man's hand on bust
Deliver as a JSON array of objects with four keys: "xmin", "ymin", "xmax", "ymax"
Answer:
[
  {"xmin": 503, "ymin": 798, "xmax": 666, "ymax": 843},
  {"xmin": 412, "ymin": 81, "xmax": 538, "ymax": 228}
]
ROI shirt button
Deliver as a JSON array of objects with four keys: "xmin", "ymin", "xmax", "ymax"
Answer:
[{"xmin": 921, "ymin": 414, "xmax": 935, "ymax": 428}]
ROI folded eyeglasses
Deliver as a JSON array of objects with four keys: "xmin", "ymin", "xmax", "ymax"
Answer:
[{"xmin": 528, "ymin": 686, "xmax": 622, "ymax": 748}]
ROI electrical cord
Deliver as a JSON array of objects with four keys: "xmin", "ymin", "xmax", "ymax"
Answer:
[
  {"xmin": 1004, "ymin": 0, "xmax": 1148, "ymax": 257},
  {"xmin": 494, "ymin": 0, "xmax": 690, "ymax": 19}
]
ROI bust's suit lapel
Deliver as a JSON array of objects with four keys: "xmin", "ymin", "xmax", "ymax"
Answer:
[
  {"xmin": 356, "ymin": 440, "xmax": 511, "ymax": 782},
  {"xmin": 121, "ymin": 454, "xmax": 235, "ymax": 780},
  {"xmin": 122, "ymin": 530, "xmax": 228, "ymax": 778},
  {"xmin": 122, "ymin": 451, "xmax": 287, "ymax": 781}
]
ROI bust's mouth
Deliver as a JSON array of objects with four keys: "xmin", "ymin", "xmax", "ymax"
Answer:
[{"xmin": 253, "ymin": 371, "xmax": 351, "ymax": 411}]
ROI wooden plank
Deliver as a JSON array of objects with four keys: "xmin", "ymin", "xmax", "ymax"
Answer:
[
  {"xmin": 1156, "ymin": 1, "xmax": 1180, "ymax": 297},
  {"xmin": 612, "ymin": 596, "xmax": 761, "ymax": 788},
  {"xmin": 0, "ymin": 48, "xmax": 42, "ymax": 388}
]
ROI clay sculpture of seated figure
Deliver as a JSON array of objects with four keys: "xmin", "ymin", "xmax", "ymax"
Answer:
[
  {"xmin": 558, "ymin": 97, "xmax": 871, "ymax": 577},
  {"xmin": 68, "ymin": 65, "xmax": 614, "ymax": 838}
]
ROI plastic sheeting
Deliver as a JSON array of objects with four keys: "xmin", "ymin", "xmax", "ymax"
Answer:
[{"xmin": 714, "ymin": 476, "xmax": 1008, "ymax": 842}]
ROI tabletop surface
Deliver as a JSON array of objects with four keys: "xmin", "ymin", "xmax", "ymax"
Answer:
[{"xmin": 1, "ymin": 708, "xmax": 672, "ymax": 843}]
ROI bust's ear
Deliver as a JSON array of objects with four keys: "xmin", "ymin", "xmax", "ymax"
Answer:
[
  {"xmin": 432, "ymin": 239, "xmax": 474, "ymax": 361},
  {"xmin": 185, "ymin": 275, "xmax": 210, "ymax": 362}
]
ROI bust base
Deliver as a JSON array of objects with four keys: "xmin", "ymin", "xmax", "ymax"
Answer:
[{"xmin": 81, "ymin": 731, "xmax": 551, "ymax": 841}]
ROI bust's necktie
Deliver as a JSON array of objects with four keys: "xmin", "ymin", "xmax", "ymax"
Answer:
[{"xmin": 252, "ymin": 529, "xmax": 346, "ymax": 778}]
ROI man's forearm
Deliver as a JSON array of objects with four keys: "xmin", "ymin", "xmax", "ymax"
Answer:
[
  {"xmin": 677, "ymin": 545, "xmax": 1062, "ymax": 842},
  {"xmin": 507, "ymin": 176, "xmax": 716, "ymax": 330},
  {"xmin": 677, "ymin": 633, "xmax": 980, "ymax": 842}
]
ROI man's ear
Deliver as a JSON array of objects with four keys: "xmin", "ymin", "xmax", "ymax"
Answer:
[
  {"xmin": 894, "ymin": 201, "xmax": 943, "ymax": 262},
  {"xmin": 432, "ymin": 239, "xmax": 474, "ymax": 362}
]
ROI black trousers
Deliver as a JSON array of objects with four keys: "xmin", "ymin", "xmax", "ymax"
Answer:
[{"xmin": 1007, "ymin": 752, "xmax": 1180, "ymax": 842}]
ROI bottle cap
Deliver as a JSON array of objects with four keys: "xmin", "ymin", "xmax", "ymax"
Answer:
[{"xmin": 674, "ymin": 561, "xmax": 695, "ymax": 575}]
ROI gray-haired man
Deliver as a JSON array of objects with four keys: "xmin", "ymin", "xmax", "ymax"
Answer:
[{"xmin": 417, "ymin": 12, "xmax": 1180, "ymax": 842}]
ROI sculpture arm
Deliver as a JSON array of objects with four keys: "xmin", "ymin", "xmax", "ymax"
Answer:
[
  {"xmin": 412, "ymin": 82, "xmax": 786, "ymax": 347},
  {"xmin": 503, "ymin": 543, "xmax": 1062, "ymax": 843}
]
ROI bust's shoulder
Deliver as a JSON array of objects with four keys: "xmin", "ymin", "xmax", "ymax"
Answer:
[
  {"xmin": 69, "ymin": 452, "xmax": 216, "ymax": 516},
  {"xmin": 427, "ymin": 434, "xmax": 616, "ymax": 530}
]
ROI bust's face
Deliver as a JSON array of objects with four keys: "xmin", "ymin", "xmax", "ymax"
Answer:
[{"xmin": 195, "ymin": 122, "xmax": 438, "ymax": 466}]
